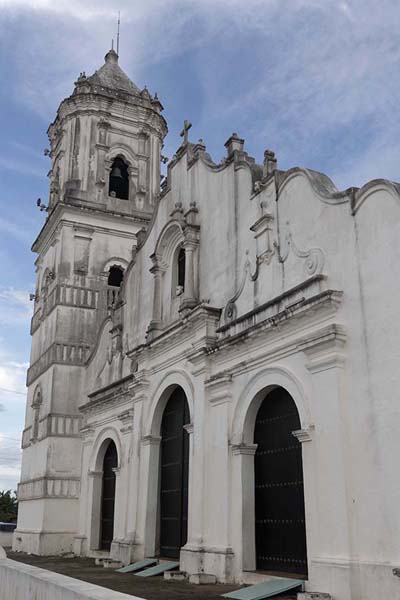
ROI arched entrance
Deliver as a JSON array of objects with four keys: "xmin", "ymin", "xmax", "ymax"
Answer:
[
  {"xmin": 159, "ymin": 386, "xmax": 190, "ymax": 558},
  {"xmin": 100, "ymin": 440, "xmax": 118, "ymax": 550},
  {"xmin": 254, "ymin": 387, "xmax": 307, "ymax": 576}
]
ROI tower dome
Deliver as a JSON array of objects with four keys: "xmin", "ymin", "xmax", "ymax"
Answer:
[{"xmin": 82, "ymin": 49, "xmax": 141, "ymax": 97}]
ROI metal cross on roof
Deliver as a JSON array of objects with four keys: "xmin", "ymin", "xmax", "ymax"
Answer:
[{"xmin": 180, "ymin": 120, "xmax": 192, "ymax": 145}]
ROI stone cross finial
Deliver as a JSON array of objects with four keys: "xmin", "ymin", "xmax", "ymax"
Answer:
[{"xmin": 180, "ymin": 120, "xmax": 192, "ymax": 145}]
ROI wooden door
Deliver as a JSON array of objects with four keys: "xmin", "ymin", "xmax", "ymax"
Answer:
[
  {"xmin": 159, "ymin": 388, "xmax": 190, "ymax": 558},
  {"xmin": 100, "ymin": 440, "xmax": 117, "ymax": 550},
  {"xmin": 254, "ymin": 388, "xmax": 307, "ymax": 576}
]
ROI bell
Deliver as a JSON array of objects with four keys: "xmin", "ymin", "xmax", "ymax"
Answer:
[{"xmin": 111, "ymin": 165, "xmax": 123, "ymax": 178}]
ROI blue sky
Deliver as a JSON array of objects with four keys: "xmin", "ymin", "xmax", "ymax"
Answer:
[{"xmin": 0, "ymin": 0, "xmax": 399, "ymax": 490}]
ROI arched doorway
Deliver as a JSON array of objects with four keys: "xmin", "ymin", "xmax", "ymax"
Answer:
[
  {"xmin": 254, "ymin": 387, "xmax": 307, "ymax": 576},
  {"xmin": 100, "ymin": 440, "xmax": 118, "ymax": 550},
  {"xmin": 159, "ymin": 387, "xmax": 190, "ymax": 558}
]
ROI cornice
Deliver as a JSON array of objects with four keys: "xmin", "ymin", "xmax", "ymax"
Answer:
[
  {"xmin": 32, "ymin": 202, "xmax": 143, "ymax": 254},
  {"xmin": 205, "ymin": 373, "xmax": 233, "ymax": 405},
  {"xmin": 231, "ymin": 443, "xmax": 258, "ymax": 456},
  {"xmin": 81, "ymin": 373, "xmax": 134, "ymax": 413},
  {"xmin": 292, "ymin": 426, "xmax": 314, "ymax": 443},
  {"xmin": 352, "ymin": 178, "xmax": 400, "ymax": 214}
]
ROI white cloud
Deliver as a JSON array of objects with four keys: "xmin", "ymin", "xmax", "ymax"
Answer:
[
  {"xmin": 1, "ymin": 0, "xmax": 399, "ymax": 185},
  {"xmin": 0, "ymin": 217, "xmax": 37, "ymax": 245},
  {"xmin": 0, "ymin": 156, "xmax": 45, "ymax": 179},
  {"xmin": 0, "ymin": 434, "xmax": 22, "ymax": 492},
  {"xmin": 0, "ymin": 288, "xmax": 33, "ymax": 327},
  {"xmin": 0, "ymin": 361, "xmax": 28, "ymax": 395},
  {"xmin": 0, "ymin": 340, "xmax": 27, "ymax": 490}
]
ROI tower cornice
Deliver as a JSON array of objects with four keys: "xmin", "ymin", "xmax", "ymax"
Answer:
[{"xmin": 32, "ymin": 201, "xmax": 147, "ymax": 255}]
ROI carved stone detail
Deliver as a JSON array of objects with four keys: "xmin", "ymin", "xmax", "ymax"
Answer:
[{"xmin": 276, "ymin": 222, "xmax": 325, "ymax": 276}]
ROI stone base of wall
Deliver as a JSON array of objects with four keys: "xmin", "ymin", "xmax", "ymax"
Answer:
[
  {"xmin": 12, "ymin": 530, "xmax": 75, "ymax": 556},
  {"xmin": 180, "ymin": 545, "xmax": 234, "ymax": 583},
  {"xmin": 308, "ymin": 557, "xmax": 400, "ymax": 600}
]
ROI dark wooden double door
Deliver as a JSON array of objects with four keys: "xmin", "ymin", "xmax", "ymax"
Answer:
[
  {"xmin": 254, "ymin": 387, "xmax": 308, "ymax": 576},
  {"xmin": 159, "ymin": 388, "xmax": 190, "ymax": 558},
  {"xmin": 100, "ymin": 440, "xmax": 117, "ymax": 550}
]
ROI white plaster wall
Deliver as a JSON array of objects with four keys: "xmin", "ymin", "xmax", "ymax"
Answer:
[{"xmin": 0, "ymin": 533, "xmax": 14, "ymax": 547}]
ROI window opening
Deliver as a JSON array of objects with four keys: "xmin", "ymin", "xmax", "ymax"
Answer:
[
  {"xmin": 108, "ymin": 266, "xmax": 124, "ymax": 287},
  {"xmin": 107, "ymin": 266, "xmax": 124, "ymax": 307},
  {"xmin": 177, "ymin": 247, "xmax": 185, "ymax": 295}
]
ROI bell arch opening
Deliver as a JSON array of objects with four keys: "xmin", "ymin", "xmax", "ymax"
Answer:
[
  {"xmin": 109, "ymin": 156, "xmax": 129, "ymax": 200},
  {"xmin": 254, "ymin": 386, "xmax": 307, "ymax": 576}
]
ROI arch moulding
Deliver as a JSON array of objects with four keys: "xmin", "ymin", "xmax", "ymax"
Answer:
[
  {"xmin": 106, "ymin": 144, "xmax": 137, "ymax": 167},
  {"xmin": 231, "ymin": 364, "xmax": 312, "ymax": 445},
  {"xmin": 145, "ymin": 369, "xmax": 195, "ymax": 437},
  {"xmin": 102, "ymin": 257, "xmax": 129, "ymax": 273},
  {"xmin": 154, "ymin": 220, "xmax": 185, "ymax": 269},
  {"xmin": 90, "ymin": 426, "xmax": 123, "ymax": 472}
]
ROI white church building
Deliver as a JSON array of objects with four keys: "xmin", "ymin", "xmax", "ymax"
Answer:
[{"xmin": 13, "ymin": 48, "xmax": 400, "ymax": 600}]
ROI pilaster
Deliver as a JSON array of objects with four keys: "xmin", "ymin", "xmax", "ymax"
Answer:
[{"xmin": 297, "ymin": 324, "xmax": 351, "ymax": 598}]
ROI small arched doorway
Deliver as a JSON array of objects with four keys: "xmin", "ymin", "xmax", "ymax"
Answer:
[
  {"xmin": 254, "ymin": 387, "xmax": 307, "ymax": 576},
  {"xmin": 159, "ymin": 386, "xmax": 190, "ymax": 558},
  {"xmin": 100, "ymin": 440, "xmax": 118, "ymax": 550}
]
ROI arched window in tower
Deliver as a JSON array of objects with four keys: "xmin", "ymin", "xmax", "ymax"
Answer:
[
  {"xmin": 107, "ymin": 265, "xmax": 124, "ymax": 307},
  {"xmin": 176, "ymin": 247, "xmax": 185, "ymax": 296},
  {"xmin": 108, "ymin": 266, "xmax": 124, "ymax": 287},
  {"xmin": 109, "ymin": 157, "xmax": 129, "ymax": 200}
]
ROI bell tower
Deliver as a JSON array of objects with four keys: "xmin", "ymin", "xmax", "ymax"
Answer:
[
  {"xmin": 13, "ymin": 50, "xmax": 167, "ymax": 555},
  {"xmin": 48, "ymin": 48, "xmax": 166, "ymax": 217}
]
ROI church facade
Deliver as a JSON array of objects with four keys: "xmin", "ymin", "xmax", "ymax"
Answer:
[{"xmin": 13, "ymin": 49, "xmax": 400, "ymax": 600}]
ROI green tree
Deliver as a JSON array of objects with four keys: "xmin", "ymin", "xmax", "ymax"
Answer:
[{"xmin": 0, "ymin": 490, "xmax": 18, "ymax": 523}]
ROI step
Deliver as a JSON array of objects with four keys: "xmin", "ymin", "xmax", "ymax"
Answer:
[
  {"xmin": 189, "ymin": 573, "xmax": 217, "ymax": 585},
  {"xmin": 135, "ymin": 560, "xmax": 180, "ymax": 577},
  {"xmin": 241, "ymin": 572, "xmax": 276, "ymax": 585},
  {"xmin": 223, "ymin": 577, "xmax": 303, "ymax": 599},
  {"xmin": 103, "ymin": 558, "xmax": 122, "ymax": 569},
  {"xmin": 297, "ymin": 594, "xmax": 331, "ymax": 600},
  {"xmin": 164, "ymin": 570, "xmax": 186, "ymax": 581}
]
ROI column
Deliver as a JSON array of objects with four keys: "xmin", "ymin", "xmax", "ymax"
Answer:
[
  {"xmin": 297, "ymin": 325, "xmax": 352, "ymax": 599},
  {"xmin": 147, "ymin": 254, "xmax": 164, "ymax": 338},
  {"xmin": 87, "ymin": 469, "xmax": 103, "ymax": 550},
  {"xmin": 231, "ymin": 443, "xmax": 258, "ymax": 572},
  {"xmin": 181, "ymin": 241, "xmax": 196, "ymax": 307},
  {"xmin": 73, "ymin": 431, "xmax": 93, "ymax": 555},
  {"xmin": 203, "ymin": 375, "xmax": 234, "ymax": 581},
  {"xmin": 136, "ymin": 435, "xmax": 161, "ymax": 558},
  {"xmin": 110, "ymin": 466, "xmax": 122, "ymax": 558},
  {"xmin": 121, "ymin": 382, "xmax": 148, "ymax": 563}
]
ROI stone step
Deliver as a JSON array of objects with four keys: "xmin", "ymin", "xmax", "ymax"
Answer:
[
  {"xmin": 103, "ymin": 558, "xmax": 123, "ymax": 569},
  {"xmin": 164, "ymin": 570, "xmax": 186, "ymax": 581},
  {"xmin": 189, "ymin": 573, "xmax": 217, "ymax": 585},
  {"xmin": 297, "ymin": 594, "xmax": 331, "ymax": 600}
]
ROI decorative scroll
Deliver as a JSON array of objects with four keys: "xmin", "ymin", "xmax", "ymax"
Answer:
[
  {"xmin": 224, "ymin": 251, "xmax": 258, "ymax": 322},
  {"xmin": 276, "ymin": 223, "xmax": 325, "ymax": 276}
]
